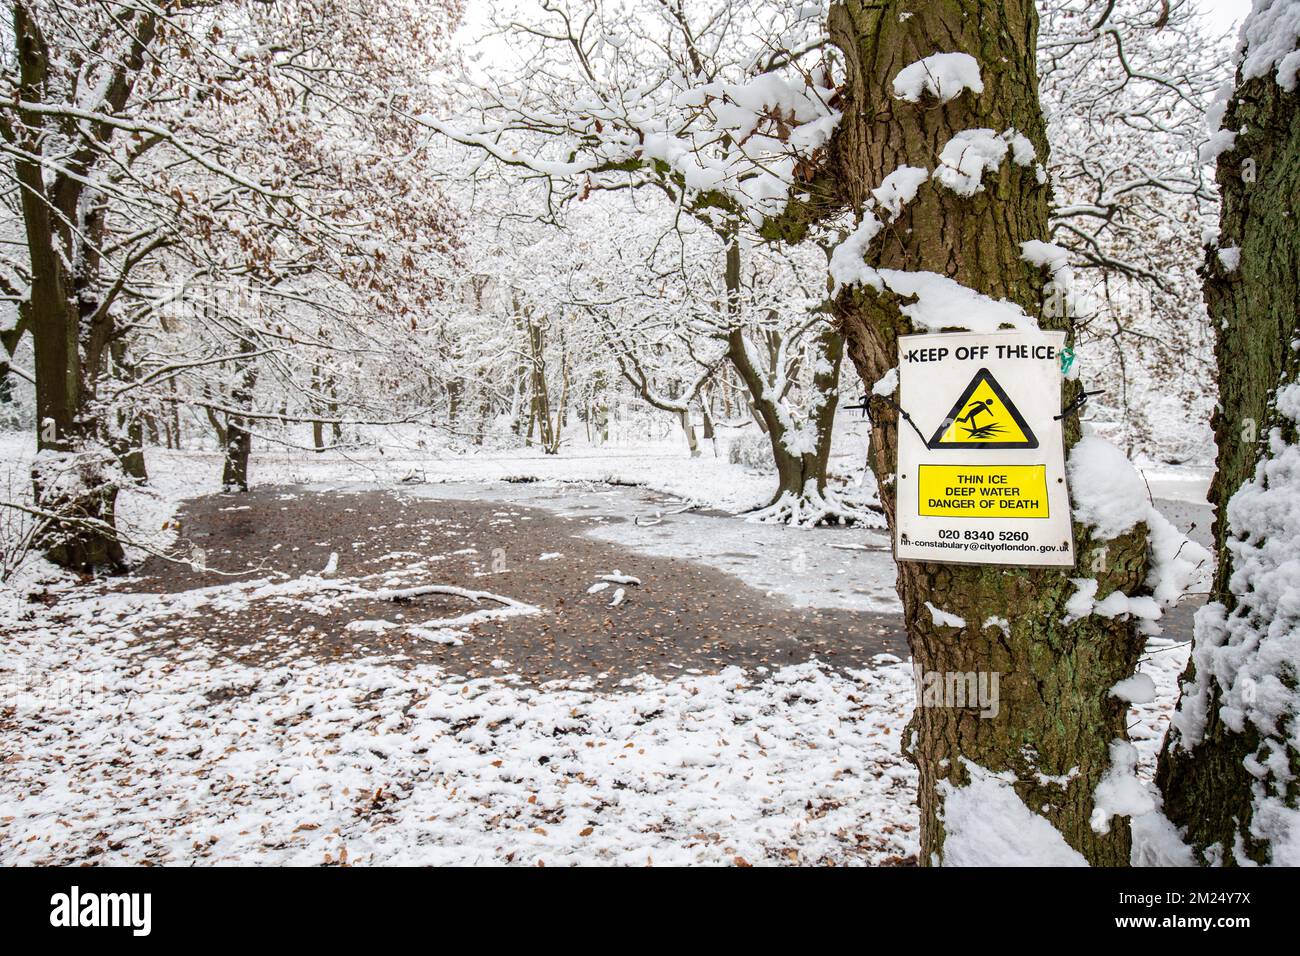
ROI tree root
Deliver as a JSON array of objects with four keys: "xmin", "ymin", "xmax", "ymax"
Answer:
[{"xmin": 743, "ymin": 483, "xmax": 886, "ymax": 529}]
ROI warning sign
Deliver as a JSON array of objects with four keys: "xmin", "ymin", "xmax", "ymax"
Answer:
[
  {"xmin": 895, "ymin": 331, "xmax": 1074, "ymax": 567},
  {"xmin": 929, "ymin": 369, "xmax": 1037, "ymax": 449}
]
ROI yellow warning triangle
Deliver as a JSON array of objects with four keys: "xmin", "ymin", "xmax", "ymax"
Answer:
[{"xmin": 928, "ymin": 368, "xmax": 1038, "ymax": 449}]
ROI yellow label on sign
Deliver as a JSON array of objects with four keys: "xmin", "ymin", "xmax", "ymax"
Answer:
[{"xmin": 918, "ymin": 464, "xmax": 1049, "ymax": 518}]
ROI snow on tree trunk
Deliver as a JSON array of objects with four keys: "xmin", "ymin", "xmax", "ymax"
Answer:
[
  {"xmin": 678, "ymin": 408, "xmax": 700, "ymax": 458},
  {"xmin": 222, "ymin": 337, "xmax": 258, "ymax": 493},
  {"xmin": 1157, "ymin": 5, "xmax": 1300, "ymax": 865},
  {"xmin": 821, "ymin": 0, "xmax": 1156, "ymax": 864},
  {"xmin": 735, "ymin": 321, "xmax": 874, "ymax": 527},
  {"xmin": 107, "ymin": 340, "xmax": 147, "ymax": 482},
  {"xmin": 11, "ymin": 2, "xmax": 130, "ymax": 571}
]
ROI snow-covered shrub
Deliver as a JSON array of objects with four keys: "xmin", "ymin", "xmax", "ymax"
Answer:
[
  {"xmin": 727, "ymin": 431, "xmax": 772, "ymax": 471},
  {"xmin": 0, "ymin": 497, "xmax": 38, "ymax": 583}
]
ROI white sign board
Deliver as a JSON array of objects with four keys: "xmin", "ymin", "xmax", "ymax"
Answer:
[{"xmin": 895, "ymin": 330, "xmax": 1075, "ymax": 567}]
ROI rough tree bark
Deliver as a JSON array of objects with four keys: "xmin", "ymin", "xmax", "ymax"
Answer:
[
  {"xmin": 166, "ymin": 377, "xmax": 182, "ymax": 450},
  {"xmin": 1156, "ymin": 31, "xmax": 1300, "ymax": 864},
  {"xmin": 525, "ymin": 318, "xmax": 560, "ymax": 454},
  {"xmin": 312, "ymin": 364, "xmax": 327, "ymax": 453},
  {"xmin": 309, "ymin": 364, "xmax": 342, "ymax": 453},
  {"xmin": 6, "ymin": 2, "xmax": 151, "ymax": 570},
  {"xmin": 818, "ymin": 0, "xmax": 1152, "ymax": 864}
]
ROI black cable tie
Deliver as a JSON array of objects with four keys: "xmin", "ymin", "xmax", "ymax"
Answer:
[
  {"xmin": 854, "ymin": 392, "xmax": 929, "ymax": 445},
  {"xmin": 1054, "ymin": 388, "xmax": 1103, "ymax": 421},
  {"xmin": 842, "ymin": 393, "xmax": 871, "ymax": 417}
]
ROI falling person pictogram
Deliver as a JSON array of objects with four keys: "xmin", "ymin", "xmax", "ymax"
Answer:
[
  {"xmin": 955, "ymin": 398, "xmax": 1001, "ymax": 438},
  {"xmin": 927, "ymin": 368, "xmax": 1038, "ymax": 449}
]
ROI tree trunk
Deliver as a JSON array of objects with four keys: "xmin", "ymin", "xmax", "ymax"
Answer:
[
  {"xmin": 222, "ymin": 338, "xmax": 257, "ymax": 492},
  {"xmin": 115, "ymin": 414, "xmax": 147, "ymax": 482},
  {"xmin": 809, "ymin": 322, "xmax": 843, "ymax": 488},
  {"xmin": 700, "ymin": 389, "xmax": 717, "ymax": 456},
  {"xmin": 678, "ymin": 408, "xmax": 699, "ymax": 457},
  {"xmin": 526, "ymin": 319, "xmax": 555, "ymax": 451},
  {"xmin": 143, "ymin": 408, "xmax": 160, "ymax": 449},
  {"xmin": 13, "ymin": 4, "xmax": 124, "ymax": 571},
  {"xmin": 722, "ymin": 242, "xmax": 847, "ymax": 522},
  {"xmin": 311, "ymin": 364, "xmax": 326, "ymax": 452},
  {"xmin": 728, "ymin": 321, "xmax": 842, "ymax": 520},
  {"xmin": 823, "ymin": 0, "xmax": 1150, "ymax": 864},
  {"xmin": 108, "ymin": 340, "xmax": 147, "ymax": 482},
  {"xmin": 447, "ymin": 376, "xmax": 462, "ymax": 426},
  {"xmin": 204, "ymin": 401, "xmax": 228, "ymax": 451},
  {"xmin": 222, "ymin": 426, "xmax": 251, "ymax": 493},
  {"xmin": 590, "ymin": 370, "xmax": 610, "ymax": 445},
  {"xmin": 1156, "ymin": 32, "xmax": 1300, "ymax": 865},
  {"xmin": 168, "ymin": 377, "xmax": 182, "ymax": 450},
  {"xmin": 476, "ymin": 393, "xmax": 491, "ymax": 445},
  {"xmin": 551, "ymin": 345, "xmax": 569, "ymax": 453}
]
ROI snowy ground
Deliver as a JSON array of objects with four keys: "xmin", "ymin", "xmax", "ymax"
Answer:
[
  {"xmin": 0, "ymin": 432, "xmax": 1210, "ymax": 865},
  {"xmin": 2, "ymin": 626, "xmax": 919, "ymax": 865}
]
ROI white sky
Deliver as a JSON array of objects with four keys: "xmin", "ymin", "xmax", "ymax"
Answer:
[{"xmin": 1201, "ymin": 0, "xmax": 1253, "ymax": 37}]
